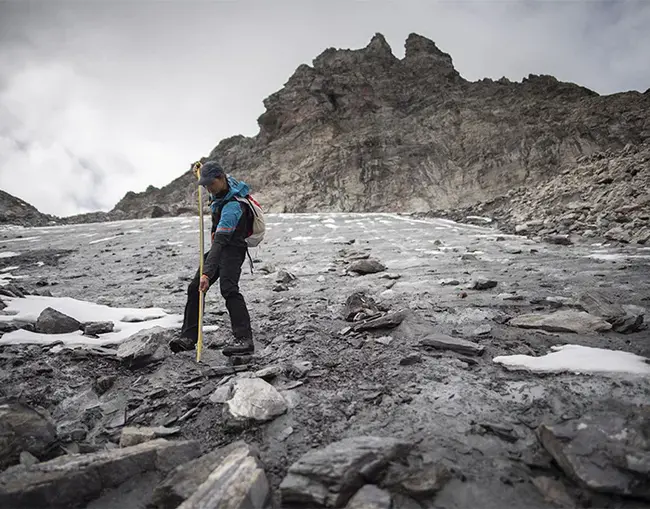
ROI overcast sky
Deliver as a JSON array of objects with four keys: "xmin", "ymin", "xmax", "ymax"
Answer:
[{"xmin": 1, "ymin": 0, "xmax": 648, "ymax": 217}]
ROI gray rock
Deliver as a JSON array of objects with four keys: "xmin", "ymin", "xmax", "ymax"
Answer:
[
  {"xmin": 471, "ymin": 278, "xmax": 497, "ymax": 290},
  {"xmin": 0, "ymin": 438, "xmax": 201, "ymax": 509},
  {"xmin": 382, "ymin": 462, "xmax": 451, "ymax": 498},
  {"xmin": 209, "ymin": 382, "xmax": 235, "ymax": 404},
  {"xmin": 82, "ymin": 321, "xmax": 115, "ymax": 336},
  {"xmin": 509, "ymin": 310, "xmax": 612, "ymax": 334},
  {"xmin": 544, "ymin": 234, "xmax": 573, "ymax": 245},
  {"xmin": 344, "ymin": 485, "xmax": 392, "ymax": 509},
  {"xmin": 116, "ymin": 326, "xmax": 171, "ymax": 367},
  {"xmin": 472, "ymin": 324, "xmax": 492, "ymax": 336},
  {"xmin": 93, "ymin": 375, "xmax": 116, "ymax": 395},
  {"xmin": 399, "ymin": 353, "xmax": 422, "ymax": 366},
  {"xmin": 276, "ymin": 269, "xmax": 297, "ymax": 284},
  {"xmin": 612, "ymin": 304, "xmax": 645, "ymax": 333},
  {"xmin": 19, "ymin": 452, "xmax": 39, "ymax": 468},
  {"xmin": 348, "ymin": 258, "xmax": 386, "ymax": 275},
  {"xmin": 352, "ymin": 311, "xmax": 406, "ymax": 332},
  {"xmin": 440, "ymin": 279, "xmax": 460, "ymax": 286},
  {"xmin": 226, "ymin": 378, "xmax": 287, "ymax": 422},
  {"xmin": 531, "ymin": 476, "xmax": 575, "ymax": 508},
  {"xmin": 254, "ymin": 364, "xmax": 285, "ymax": 381},
  {"xmin": 35, "ymin": 307, "xmax": 81, "ymax": 334},
  {"xmin": 537, "ymin": 406, "xmax": 650, "ymax": 500},
  {"xmin": 419, "ymin": 333, "xmax": 485, "ymax": 356},
  {"xmin": 279, "ymin": 436, "xmax": 412, "ymax": 507},
  {"xmin": 119, "ymin": 426, "xmax": 180, "ymax": 448},
  {"xmin": 151, "ymin": 441, "xmax": 254, "ymax": 509},
  {"xmin": 604, "ymin": 226, "xmax": 632, "ymax": 243},
  {"xmin": 343, "ymin": 291, "xmax": 380, "ymax": 322},
  {"xmin": 169, "ymin": 443, "xmax": 270, "ymax": 509},
  {"xmin": 576, "ymin": 291, "xmax": 625, "ymax": 322},
  {"xmin": 0, "ymin": 402, "xmax": 57, "ymax": 470},
  {"xmin": 290, "ymin": 360, "xmax": 313, "ymax": 377}
]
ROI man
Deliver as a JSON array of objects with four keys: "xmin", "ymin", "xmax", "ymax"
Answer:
[{"xmin": 169, "ymin": 160, "xmax": 254, "ymax": 356}]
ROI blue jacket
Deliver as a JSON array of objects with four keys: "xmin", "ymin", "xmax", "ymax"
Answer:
[{"xmin": 202, "ymin": 176, "xmax": 252, "ymax": 281}]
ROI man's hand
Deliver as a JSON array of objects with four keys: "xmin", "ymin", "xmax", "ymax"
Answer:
[{"xmin": 199, "ymin": 275, "xmax": 210, "ymax": 293}]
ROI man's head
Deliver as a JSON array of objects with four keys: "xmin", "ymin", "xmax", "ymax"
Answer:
[{"xmin": 197, "ymin": 161, "xmax": 228, "ymax": 195}]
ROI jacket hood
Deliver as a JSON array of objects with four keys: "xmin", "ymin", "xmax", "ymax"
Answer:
[{"xmin": 209, "ymin": 175, "xmax": 250, "ymax": 211}]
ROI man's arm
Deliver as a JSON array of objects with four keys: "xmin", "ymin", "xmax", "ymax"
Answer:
[{"xmin": 202, "ymin": 201, "xmax": 243, "ymax": 282}]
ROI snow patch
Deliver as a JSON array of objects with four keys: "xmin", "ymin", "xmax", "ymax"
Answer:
[
  {"xmin": 466, "ymin": 216, "xmax": 493, "ymax": 223},
  {"xmin": 1, "ymin": 266, "xmax": 19, "ymax": 272},
  {"xmin": 89, "ymin": 236, "xmax": 120, "ymax": 245},
  {"xmin": 0, "ymin": 237, "xmax": 40, "ymax": 244},
  {"xmin": 493, "ymin": 344, "xmax": 650, "ymax": 376},
  {"xmin": 0, "ymin": 295, "xmax": 182, "ymax": 347},
  {"xmin": 587, "ymin": 252, "xmax": 650, "ymax": 261},
  {"xmin": 0, "ymin": 251, "xmax": 20, "ymax": 259}
]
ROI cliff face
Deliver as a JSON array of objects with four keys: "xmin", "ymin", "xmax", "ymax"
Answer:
[{"xmin": 109, "ymin": 33, "xmax": 648, "ymax": 221}]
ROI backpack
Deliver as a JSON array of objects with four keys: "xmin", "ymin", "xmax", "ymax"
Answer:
[{"xmin": 234, "ymin": 195, "xmax": 265, "ymax": 247}]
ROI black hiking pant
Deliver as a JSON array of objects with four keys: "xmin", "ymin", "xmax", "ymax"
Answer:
[{"xmin": 180, "ymin": 246, "xmax": 252, "ymax": 343}]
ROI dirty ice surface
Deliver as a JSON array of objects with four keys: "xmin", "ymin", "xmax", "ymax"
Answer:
[
  {"xmin": 0, "ymin": 295, "xmax": 183, "ymax": 346},
  {"xmin": 493, "ymin": 344, "xmax": 650, "ymax": 376}
]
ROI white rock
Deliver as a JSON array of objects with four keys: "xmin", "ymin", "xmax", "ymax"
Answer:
[{"xmin": 226, "ymin": 378, "xmax": 287, "ymax": 422}]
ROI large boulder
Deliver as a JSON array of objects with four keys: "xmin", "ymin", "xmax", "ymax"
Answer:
[
  {"xmin": 279, "ymin": 436, "xmax": 412, "ymax": 507},
  {"xmin": 151, "ymin": 441, "xmax": 256, "ymax": 509},
  {"xmin": 0, "ymin": 438, "xmax": 201, "ymax": 509},
  {"xmin": 509, "ymin": 310, "xmax": 612, "ymax": 334},
  {"xmin": 175, "ymin": 443, "xmax": 270, "ymax": 509},
  {"xmin": 537, "ymin": 405, "xmax": 650, "ymax": 501}
]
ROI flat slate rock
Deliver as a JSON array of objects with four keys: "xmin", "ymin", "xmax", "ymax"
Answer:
[
  {"xmin": 344, "ymin": 485, "xmax": 392, "ymax": 509},
  {"xmin": 279, "ymin": 436, "xmax": 412, "ymax": 507},
  {"xmin": 537, "ymin": 406, "xmax": 650, "ymax": 501},
  {"xmin": 419, "ymin": 333, "xmax": 485, "ymax": 356},
  {"xmin": 0, "ymin": 438, "xmax": 201, "ymax": 509},
  {"xmin": 352, "ymin": 311, "xmax": 406, "ymax": 332},
  {"xmin": 176, "ymin": 443, "xmax": 270, "ymax": 509},
  {"xmin": 509, "ymin": 310, "xmax": 612, "ymax": 334},
  {"xmin": 576, "ymin": 291, "xmax": 626, "ymax": 322},
  {"xmin": 151, "ymin": 441, "xmax": 254, "ymax": 509}
]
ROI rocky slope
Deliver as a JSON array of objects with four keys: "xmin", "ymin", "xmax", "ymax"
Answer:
[
  {"xmin": 0, "ymin": 190, "xmax": 55, "ymax": 227},
  {"xmin": 422, "ymin": 143, "xmax": 650, "ymax": 244},
  {"xmin": 107, "ymin": 33, "xmax": 649, "ymax": 223}
]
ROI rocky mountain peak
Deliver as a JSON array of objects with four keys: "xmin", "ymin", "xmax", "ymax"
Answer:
[
  {"xmin": 405, "ymin": 33, "xmax": 450, "ymax": 61},
  {"xmin": 365, "ymin": 32, "xmax": 395, "ymax": 59}
]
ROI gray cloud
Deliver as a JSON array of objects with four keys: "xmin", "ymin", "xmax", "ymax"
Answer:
[{"xmin": 1, "ymin": 0, "xmax": 648, "ymax": 216}]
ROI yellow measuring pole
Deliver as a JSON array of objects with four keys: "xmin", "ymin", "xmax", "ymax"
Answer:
[{"xmin": 193, "ymin": 162, "xmax": 205, "ymax": 362}]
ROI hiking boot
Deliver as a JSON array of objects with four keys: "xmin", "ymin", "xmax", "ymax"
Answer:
[
  {"xmin": 222, "ymin": 337, "xmax": 254, "ymax": 357},
  {"xmin": 169, "ymin": 336, "xmax": 196, "ymax": 353}
]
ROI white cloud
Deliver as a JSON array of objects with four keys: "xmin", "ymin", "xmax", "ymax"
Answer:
[{"xmin": 0, "ymin": 0, "xmax": 648, "ymax": 216}]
